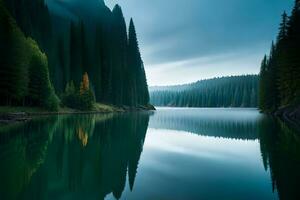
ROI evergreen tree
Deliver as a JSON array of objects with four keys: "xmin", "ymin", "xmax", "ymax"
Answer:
[
  {"xmin": 259, "ymin": 1, "xmax": 300, "ymax": 112},
  {"xmin": 97, "ymin": 23, "xmax": 113, "ymax": 104},
  {"xmin": 69, "ymin": 22, "xmax": 83, "ymax": 86},
  {"xmin": 1, "ymin": 0, "xmax": 152, "ymax": 108},
  {"xmin": 277, "ymin": 12, "xmax": 291, "ymax": 105},
  {"xmin": 128, "ymin": 19, "xmax": 150, "ymax": 106},
  {"xmin": 0, "ymin": 2, "xmax": 58, "ymax": 110},
  {"xmin": 0, "ymin": 3, "xmax": 29, "ymax": 105},
  {"xmin": 140, "ymin": 62, "xmax": 150, "ymax": 106},
  {"xmin": 3, "ymin": 0, "xmax": 55, "ymax": 85},
  {"xmin": 266, "ymin": 42, "xmax": 280, "ymax": 111},
  {"xmin": 62, "ymin": 81, "xmax": 78, "ymax": 109},
  {"xmin": 27, "ymin": 39, "xmax": 59, "ymax": 110},
  {"xmin": 111, "ymin": 5, "xmax": 128, "ymax": 105},
  {"xmin": 277, "ymin": 12, "xmax": 289, "ymax": 42},
  {"xmin": 58, "ymin": 38, "xmax": 68, "ymax": 92},
  {"xmin": 80, "ymin": 22, "xmax": 89, "ymax": 75},
  {"xmin": 127, "ymin": 19, "xmax": 139, "ymax": 106},
  {"xmin": 286, "ymin": 0, "xmax": 300, "ymax": 104}
]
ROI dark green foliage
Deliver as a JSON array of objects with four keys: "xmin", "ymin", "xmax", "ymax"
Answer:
[
  {"xmin": 0, "ymin": 112, "xmax": 150, "ymax": 200},
  {"xmin": 67, "ymin": 21, "xmax": 90, "ymax": 89},
  {"xmin": 26, "ymin": 39, "xmax": 59, "ymax": 110},
  {"xmin": 78, "ymin": 89, "xmax": 95, "ymax": 110},
  {"xmin": 62, "ymin": 73, "xmax": 96, "ymax": 111},
  {"xmin": 3, "ymin": 0, "xmax": 52, "ymax": 50},
  {"xmin": 127, "ymin": 19, "xmax": 150, "ymax": 107},
  {"xmin": 259, "ymin": 1, "xmax": 300, "ymax": 112},
  {"xmin": 260, "ymin": 42, "xmax": 280, "ymax": 112},
  {"xmin": 0, "ymin": 1, "xmax": 58, "ymax": 110},
  {"xmin": 62, "ymin": 81, "xmax": 78, "ymax": 109},
  {"xmin": 286, "ymin": 0, "xmax": 300, "ymax": 104},
  {"xmin": 3, "ymin": 0, "xmax": 56, "ymax": 87},
  {"xmin": 0, "ymin": 116, "xmax": 58, "ymax": 200},
  {"xmin": 150, "ymin": 75, "xmax": 259, "ymax": 107},
  {"xmin": 0, "ymin": 1, "xmax": 29, "ymax": 105},
  {"xmin": 5, "ymin": 0, "xmax": 149, "ymax": 106},
  {"xmin": 57, "ymin": 38, "xmax": 68, "ymax": 91},
  {"xmin": 259, "ymin": 117, "xmax": 300, "ymax": 200},
  {"xmin": 111, "ymin": 5, "xmax": 127, "ymax": 105},
  {"xmin": 1, "ymin": 0, "xmax": 150, "ymax": 108},
  {"xmin": 259, "ymin": 56, "xmax": 268, "ymax": 110},
  {"xmin": 46, "ymin": 89, "xmax": 60, "ymax": 111}
]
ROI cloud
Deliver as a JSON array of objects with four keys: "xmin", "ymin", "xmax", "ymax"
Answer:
[
  {"xmin": 146, "ymin": 48, "xmax": 266, "ymax": 86},
  {"xmin": 57, "ymin": 0, "xmax": 295, "ymax": 85}
]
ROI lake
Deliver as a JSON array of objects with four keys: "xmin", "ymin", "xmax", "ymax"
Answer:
[{"xmin": 0, "ymin": 108, "xmax": 299, "ymax": 200}]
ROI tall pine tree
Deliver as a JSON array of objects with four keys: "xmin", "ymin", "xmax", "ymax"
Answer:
[
  {"xmin": 111, "ymin": 5, "xmax": 128, "ymax": 105},
  {"xmin": 287, "ymin": 0, "xmax": 300, "ymax": 104},
  {"xmin": 127, "ymin": 19, "xmax": 150, "ymax": 107},
  {"xmin": 259, "ymin": 55, "xmax": 269, "ymax": 110},
  {"xmin": 259, "ymin": 0, "xmax": 300, "ymax": 112}
]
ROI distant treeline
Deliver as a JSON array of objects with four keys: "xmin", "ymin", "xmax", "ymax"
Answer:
[
  {"xmin": 150, "ymin": 75, "xmax": 259, "ymax": 107},
  {"xmin": 259, "ymin": 1, "xmax": 300, "ymax": 112},
  {"xmin": 0, "ymin": 0, "xmax": 149, "ymax": 110}
]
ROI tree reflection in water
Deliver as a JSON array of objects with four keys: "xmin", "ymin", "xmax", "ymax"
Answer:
[
  {"xmin": 0, "ymin": 110, "xmax": 299, "ymax": 200},
  {"xmin": 0, "ymin": 113, "xmax": 150, "ymax": 200},
  {"xmin": 259, "ymin": 116, "xmax": 300, "ymax": 200}
]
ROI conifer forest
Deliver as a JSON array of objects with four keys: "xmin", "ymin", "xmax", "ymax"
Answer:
[
  {"xmin": 0, "ymin": 1, "xmax": 299, "ymax": 200},
  {"xmin": 0, "ymin": 0, "xmax": 150, "ymax": 111}
]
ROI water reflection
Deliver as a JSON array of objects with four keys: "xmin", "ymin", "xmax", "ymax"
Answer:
[
  {"xmin": 0, "ymin": 117, "xmax": 58, "ymax": 200},
  {"xmin": 259, "ymin": 116, "xmax": 300, "ymax": 200},
  {"xmin": 0, "ymin": 109, "xmax": 299, "ymax": 200},
  {"xmin": 0, "ymin": 113, "xmax": 150, "ymax": 200},
  {"xmin": 149, "ymin": 108, "xmax": 261, "ymax": 140}
]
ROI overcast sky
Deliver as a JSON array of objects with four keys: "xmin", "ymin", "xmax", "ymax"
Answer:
[{"xmin": 104, "ymin": 0, "xmax": 294, "ymax": 86}]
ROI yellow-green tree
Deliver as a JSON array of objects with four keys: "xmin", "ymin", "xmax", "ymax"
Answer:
[
  {"xmin": 80, "ymin": 72, "xmax": 90, "ymax": 95},
  {"xmin": 79, "ymin": 72, "xmax": 95, "ymax": 110}
]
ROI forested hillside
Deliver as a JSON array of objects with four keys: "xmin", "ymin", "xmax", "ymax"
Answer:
[
  {"xmin": 0, "ymin": 0, "xmax": 150, "ymax": 110},
  {"xmin": 259, "ymin": 0, "xmax": 300, "ymax": 113},
  {"xmin": 0, "ymin": 0, "xmax": 58, "ymax": 110},
  {"xmin": 150, "ymin": 75, "xmax": 259, "ymax": 107}
]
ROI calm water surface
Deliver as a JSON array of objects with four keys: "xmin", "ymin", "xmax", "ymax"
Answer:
[{"xmin": 0, "ymin": 108, "xmax": 299, "ymax": 200}]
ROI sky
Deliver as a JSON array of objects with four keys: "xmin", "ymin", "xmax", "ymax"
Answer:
[{"xmin": 105, "ymin": 0, "xmax": 294, "ymax": 86}]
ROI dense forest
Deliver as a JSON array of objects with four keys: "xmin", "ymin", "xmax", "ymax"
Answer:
[
  {"xmin": 150, "ymin": 75, "xmax": 259, "ymax": 107},
  {"xmin": 259, "ymin": 0, "xmax": 300, "ymax": 113},
  {"xmin": 0, "ymin": 0, "xmax": 150, "ymax": 110},
  {"xmin": 0, "ymin": 0, "xmax": 58, "ymax": 110}
]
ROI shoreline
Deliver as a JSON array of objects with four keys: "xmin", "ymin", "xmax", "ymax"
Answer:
[
  {"xmin": 3, "ymin": 105, "xmax": 298, "ymax": 129},
  {"xmin": 0, "ymin": 104, "xmax": 156, "ymax": 125}
]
